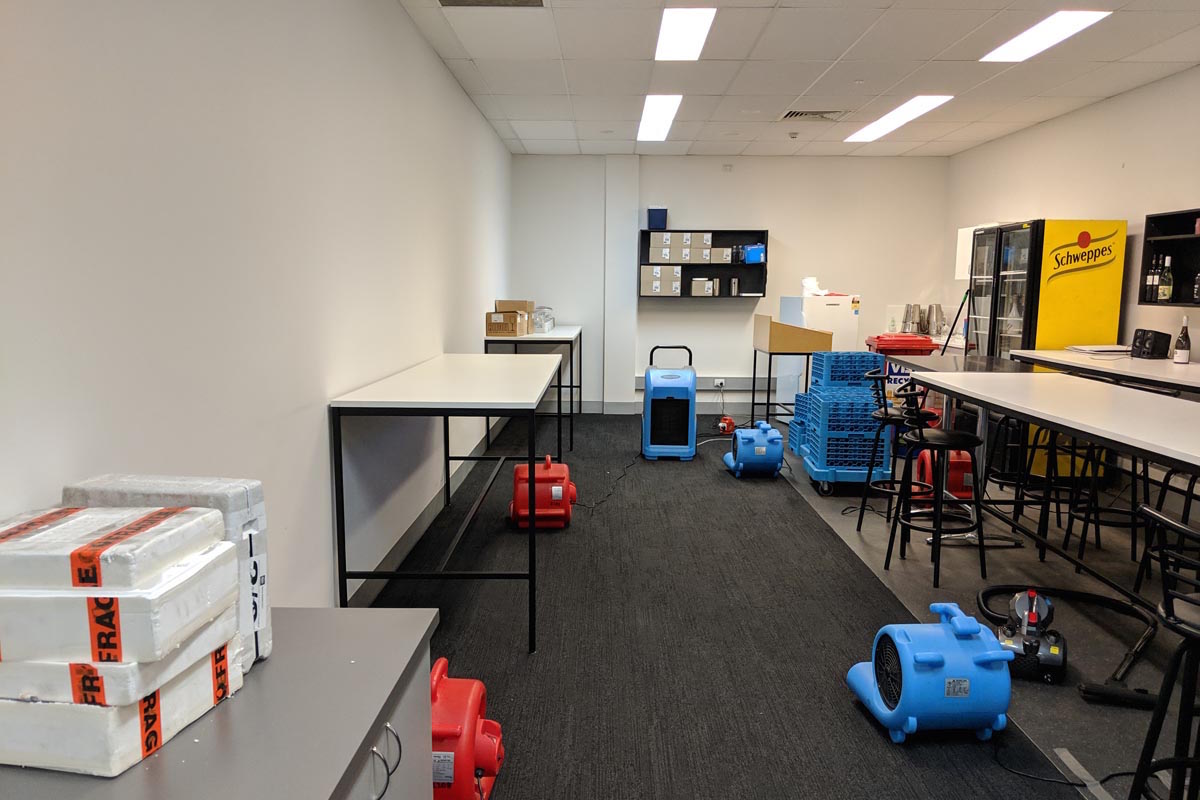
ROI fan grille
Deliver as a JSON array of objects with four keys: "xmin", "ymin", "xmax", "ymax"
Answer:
[{"xmin": 874, "ymin": 634, "xmax": 903, "ymax": 710}]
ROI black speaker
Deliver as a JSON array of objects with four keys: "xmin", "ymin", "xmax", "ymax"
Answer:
[{"xmin": 1131, "ymin": 328, "xmax": 1171, "ymax": 359}]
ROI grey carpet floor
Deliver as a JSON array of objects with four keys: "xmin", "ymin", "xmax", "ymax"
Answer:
[{"xmin": 376, "ymin": 414, "xmax": 1078, "ymax": 799}]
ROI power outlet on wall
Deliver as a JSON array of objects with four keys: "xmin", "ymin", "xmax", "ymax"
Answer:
[{"xmin": 713, "ymin": 378, "xmax": 725, "ymax": 388}]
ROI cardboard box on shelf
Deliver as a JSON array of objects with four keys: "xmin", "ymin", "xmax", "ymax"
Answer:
[
  {"xmin": 485, "ymin": 310, "xmax": 528, "ymax": 336},
  {"xmin": 691, "ymin": 278, "xmax": 714, "ymax": 297},
  {"xmin": 670, "ymin": 265, "xmax": 682, "ymax": 279},
  {"xmin": 692, "ymin": 248, "xmax": 710, "ymax": 263},
  {"xmin": 696, "ymin": 232, "xmax": 713, "ymax": 247},
  {"xmin": 650, "ymin": 232, "xmax": 672, "ymax": 249},
  {"xmin": 649, "ymin": 246, "xmax": 672, "ymax": 264},
  {"xmin": 670, "ymin": 244, "xmax": 690, "ymax": 262},
  {"xmin": 712, "ymin": 247, "xmax": 732, "ymax": 263},
  {"xmin": 681, "ymin": 232, "xmax": 693, "ymax": 246},
  {"xmin": 640, "ymin": 265, "xmax": 663, "ymax": 296},
  {"xmin": 669, "ymin": 280, "xmax": 682, "ymax": 296},
  {"xmin": 495, "ymin": 300, "xmax": 535, "ymax": 314}
]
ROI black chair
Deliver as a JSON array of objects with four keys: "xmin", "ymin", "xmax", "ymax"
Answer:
[
  {"xmin": 1062, "ymin": 444, "xmax": 1153, "ymax": 565},
  {"xmin": 855, "ymin": 368, "xmax": 935, "ymax": 532},
  {"xmin": 884, "ymin": 380, "xmax": 986, "ymax": 588},
  {"xmin": 1128, "ymin": 505, "xmax": 1200, "ymax": 800},
  {"xmin": 1135, "ymin": 471, "xmax": 1200, "ymax": 592}
]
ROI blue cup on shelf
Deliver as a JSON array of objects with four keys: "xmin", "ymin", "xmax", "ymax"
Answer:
[{"xmin": 647, "ymin": 207, "xmax": 667, "ymax": 230}]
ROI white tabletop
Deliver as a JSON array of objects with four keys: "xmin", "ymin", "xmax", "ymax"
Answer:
[
  {"xmin": 484, "ymin": 324, "xmax": 582, "ymax": 343},
  {"xmin": 910, "ymin": 370, "xmax": 1200, "ymax": 470},
  {"xmin": 1010, "ymin": 349, "xmax": 1200, "ymax": 391},
  {"xmin": 331, "ymin": 353, "xmax": 562, "ymax": 411}
]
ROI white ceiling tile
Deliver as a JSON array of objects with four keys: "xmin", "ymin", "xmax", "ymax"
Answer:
[
  {"xmin": 676, "ymin": 95, "xmax": 724, "ymax": 121},
  {"xmin": 474, "ymin": 60, "xmax": 568, "ymax": 95},
  {"xmin": 1123, "ymin": 24, "xmax": 1200, "ymax": 62},
  {"xmin": 1043, "ymin": 61, "xmax": 1193, "ymax": 98},
  {"xmin": 553, "ymin": 0, "xmax": 663, "ymax": 7},
  {"xmin": 399, "ymin": 0, "xmax": 439, "ymax": 9},
  {"xmin": 636, "ymin": 141, "xmax": 693, "ymax": 155},
  {"xmin": 553, "ymin": 9, "xmax": 660, "ymax": 59},
  {"xmin": 890, "ymin": 0, "xmax": 1005, "ymax": 8},
  {"xmin": 666, "ymin": 120, "xmax": 705, "ymax": 140},
  {"xmin": 405, "ymin": 8, "xmax": 470, "ymax": 60},
  {"xmin": 491, "ymin": 120, "xmax": 517, "ymax": 138},
  {"xmin": 470, "ymin": 94, "xmax": 506, "ymax": 119},
  {"xmin": 442, "ymin": 8, "xmax": 561, "ymax": 60},
  {"xmin": 936, "ymin": 10, "xmax": 1050, "ymax": 61},
  {"xmin": 689, "ymin": 141, "xmax": 751, "ymax": 155},
  {"xmin": 939, "ymin": 121, "xmax": 1026, "ymax": 141},
  {"xmin": 1005, "ymin": 0, "xmax": 1137, "ymax": 11},
  {"xmin": 778, "ymin": 0, "xmax": 892, "ymax": 7},
  {"xmin": 445, "ymin": 60, "xmax": 491, "ymax": 95},
  {"xmin": 697, "ymin": 121, "xmax": 770, "ymax": 140},
  {"xmin": 844, "ymin": 9, "xmax": 995, "ymax": 61},
  {"xmin": 564, "ymin": 60, "xmax": 653, "ymax": 95},
  {"xmin": 798, "ymin": 141, "xmax": 862, "ymax": 155},
  {"xmin": 649, "ymin": 61, "xmax": 742, "ymax": 94},
  {"xmin": 701, "ymin": 9, "xmax": 774, "ymax": 60},
  {"xmin": 879, "ymin": 120, "xmax": 968, "ymax": 141},
  {"xmin": 850, "ymin": 141, "xmax": 919, "ymax": 156},
  {"xmin": 884, "ymin": 60, "xmax": 1009, "ymax": 97},
  {"xmin": 727, "ymin": 61, "xmax": 831, "ymax": 95},
  {"xmin": 742, "ymin": 141, "xmax": 805, "ymax": 156},
  {"xmin": 983, "ymin": 95, "xmax": 1099, "ymax": 122},
  {"xmin": 510, "ymin": 120, "xmax": 577, "ymax": 139},
  {"xmin": 502, "ymin": 139, "xmax": 527, "ymax": 154},
  {"xmin": 806, "ymin": 60, "xmax": 923, "ymax": 96},
  {"xmin": 751, "ymin": 8, "xmax": 886, "ymax": 61},
  {"xmin": 1122, "ymin": 0, "xmax": 1200, "ymax": 9},
  {"xmin": 788, "ymin": 95, "xmax": 873, "ymax": 114},
  {"xmin": 669, "ymin": 0, "xmax": 778, "ymax": 7},
  {"xmin": 917, "ymin": 92, "xmax": 1022, "ymax": 122},
  {"xmin": 579, "ymin": 140, "xmax": 637, "ymax": 154},
  {"xmin": 574, "ymin": 120, "xmax": 639, "ymax": 139},
  {"xmin": 904, "ymin": 140, "xmax": 981, "ymax": 156},
  {"xmin": 522, "ymin": 140, "xmax": 582, "ymax": 155},
  {"xmin": 968, "ymin": 61, "xmax": 1103, "ymax": 97},
  {"xmin": 710, "ymin": 95, "xmax": 799, "ymax": 122},
  {"xmin": 757, "ymin": 120, "xmax": 833, "ymax": 142},
  {"xmin": 813, "ymin": 120, "xmax": 873, "ymax": 140},
  {"xmin": 497, "ymin": 94, "xmax": 574, "ymax": 120},
  {"xmin": 838, "ymin": 95, "xmax": 898, "ymax": 122},
  {"xmin": 571, "ymin": 95, "xmax": 645, "ymax": 121},
  {"xmin": 1037, "ymin": 11, "xmax": 1200, "ymax": 63}
]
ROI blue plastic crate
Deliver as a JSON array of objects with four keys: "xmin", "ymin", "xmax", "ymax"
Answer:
[
  {"xmin": 801, "ymin": 454, "xmax": 891, "ymax": 485},
  {"xmin": 810, "ymin": 351, "xmax": 884, "ymax": 388},
  {"xmin": 788, "ymin": 418, "xmax": 805, "ymax": 456},
  {"xmin": 805, "ymin": 429, "xmax": 891, "ymax": 469},
  {"xmin": 793, "ymin": 392, "xmax": 810, "ymax": 422}
]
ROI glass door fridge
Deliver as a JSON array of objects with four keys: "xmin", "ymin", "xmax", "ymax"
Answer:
[
  {"xmin": 994, "ymin": 221, "xmax": 1044, "ymax": 359},
  {"xmin": 967, "ymin": 227, "xmax": 999, "ymax": 356}
]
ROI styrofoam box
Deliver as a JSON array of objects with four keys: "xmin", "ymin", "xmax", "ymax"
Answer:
[
  {"xmin": 0, "ymin": 506, "xmax": 223, "ymax": 590},
  {"xmin": 0, "ymin": 637, "xmax": 243, "ymax": 777},
  {"xmin": 63, "ymin": 475, "xmax": 273, "ymax": 673},
  {"xmin": 0, "ymin": 605, "xmax": 237, "ymax": 706},
  {"xmin": 0, "ymin": 541, "xmax": 236, "ymax": 663}
]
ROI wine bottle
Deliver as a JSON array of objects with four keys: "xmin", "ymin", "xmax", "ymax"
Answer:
[
  {"xmin": 1150, "ymin": 256, "xmax": 1162, "ymax": 303},
  {"xmin": 1159, "ymin": 255, "xmax": 1174, "ymax": 303},
  {"xmin": 1144, "ymin": 257, "xmax": 1156, "ymax": 302},
  {"xmin": 1193, "ymin": 269, "xmax": 1200, "ymax": 304},
  {"xmin": 1175, "ymin": 315, "xmax": 1190, "ymax": 364}
]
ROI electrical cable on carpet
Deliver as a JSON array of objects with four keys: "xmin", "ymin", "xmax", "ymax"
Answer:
[
  {"xmin": 991, "ymin": 741, "xmax": 1139, "ymax": 789},
  {"xmin": 577, "ymin": 457, "xmax": 639, "ymax": 510}
]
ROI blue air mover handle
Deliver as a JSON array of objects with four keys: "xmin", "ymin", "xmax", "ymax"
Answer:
[{"xmin": 649, "ymin": 346, "xmax": 693, "ymax": 367}]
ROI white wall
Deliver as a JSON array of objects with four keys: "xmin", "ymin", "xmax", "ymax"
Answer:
[
  {"xmin": 508, "ymin": 156, "xmax": 604, "ymax": 406},
  {"xmin": 947, "ymin": 65, "xmax": 1200, "ymax": 341},
  {"xmin": 0, "ymin": 1, "xmax": 512, "ymax": 606}
]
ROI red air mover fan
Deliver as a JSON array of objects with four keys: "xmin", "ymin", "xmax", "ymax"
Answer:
[
  {"xmin": 431, "ymin": 658, "xmax": 504, "ymax": 800},
  {"xmin": 717, "ymin": 416, "xmax": 737, "ymax": 435},
  {"xmin": 510, "ymin": 455, "xmax": 577, "ymax": 529}
]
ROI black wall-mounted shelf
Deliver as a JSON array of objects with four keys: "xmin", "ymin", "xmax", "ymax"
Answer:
[
  {"xmin": 638, "ymin": 229, "xmax": 768, "ymax": 300},
  {"xmin": 1139, "ymin": 208, "xmax": 1200, "ymax": 306}
]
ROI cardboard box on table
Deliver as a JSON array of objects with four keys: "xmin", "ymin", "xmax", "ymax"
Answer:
[{"xmin": 752, "ymin": 314, "xmax": 834, "ymax": 353}]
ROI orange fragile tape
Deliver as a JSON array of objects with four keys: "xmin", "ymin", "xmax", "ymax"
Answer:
[
  {"xmin": 87, "ymin": 596, "xmax": 123, "ymax": 663},
  {"xmin": 211, "ymin": 644, "xmax": 229, "ymax": 705},
  {"xmin": 140, "ymin": 690, "xmax": 163, "ymax": 758},
  {"xmin": 70, "ymin": 507, "xmax": 187, "ymax": 588},
  {"xmin": 70, "ymin": 663, "xmax": 107, "ymax": 706},
  {"xmin": 0, "ymin": 508, "xmax": 83, "ymax": 545}
]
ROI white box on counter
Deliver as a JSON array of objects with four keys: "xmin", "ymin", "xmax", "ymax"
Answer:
[
  {"xmin": 63, "ymin": 475, "xmax": 273, "ymax": 672},
  {"xmin": 0, "ymin": 541, "xmax": 236, "ymax": 663},
  {"xmin": 0, "ymin": 506, "xmax": 222, "ymax": 590},
  {"xmin": 0, "ymin": 606, "xmax": 238, "ymax": 707},
  {"xmin": 0, "ymin": 637, "xmax": 243, "ymax": 777}
]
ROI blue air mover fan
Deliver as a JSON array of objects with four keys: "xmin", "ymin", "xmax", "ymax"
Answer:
[
  {"xmin": 724, "ymin": 421, "xmax": 784, "ymax": 478},
  {"xmin": 847, "ymin": 603, "xmax": 1014, "ymax": 743},
  {"xmin": 642, "ymin": 346, "xmax": 696, "ymax": 461}
]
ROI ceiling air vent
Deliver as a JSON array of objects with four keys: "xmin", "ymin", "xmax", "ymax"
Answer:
[
  {"xmin": 439, "ymin": 0, "xmax": 543, "ymax": 5},
  {"xmin": 779, "ymin": 110, "xmax": 848, "ymax": 123}
]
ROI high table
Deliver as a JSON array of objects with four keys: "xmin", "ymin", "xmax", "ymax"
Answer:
[
  {"xmin": 485, "ymin": 325, "xmax": 582, "ymax": 450},
  {"xmin": 330, "ymin": 353, "xmax": 562, "ymax": 653},
  {"xmin": 1010, "ymin": 348, "xmax": 1200, "ymax": 394},
  {"xmin": 909, "ymin": 370, "xmax": 1200, "ymax": 607},
  {"xmin": 0, "ymin": 607, "xmax": 439, "ymax": 800}
]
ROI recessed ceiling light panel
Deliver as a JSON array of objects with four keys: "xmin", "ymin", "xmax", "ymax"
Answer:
[
  {"xmin": 637, "ymin": 94, "xmax": 683, "ymax": 141},
  {"xmin": 845, "ymin": 95, "xmax": 953, "ymax": 143},
  {"xmin": 981, "ymin": 10, "xmax": 1111, "ymax": 63},
  {"xmin": 655, "ymin": 8, "xmax": 716, "ymax": 61}
]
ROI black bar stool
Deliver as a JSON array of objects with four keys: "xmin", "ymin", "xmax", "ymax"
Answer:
[
  {"xmin": 884, "ymin": 380, "xmax": 987, "ymax": 588},
  {"xmin": 1135, "ymin": 470, "xmax": 1200, "ymax": 593},
  {"xmin": 1128, "ymin": 505, "xmax": 1200, "ymax": 800},
  {"xmin": 855, "ymin": 368, "xmax": 935, "ymax": 532},
  {"xmin": 1062, "ymin": 445, "xmax": 1152, "ymax": 564}
]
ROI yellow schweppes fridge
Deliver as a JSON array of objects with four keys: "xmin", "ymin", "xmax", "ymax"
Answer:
[{"xmin": 966, "ymin": 218, "xmax": 1127, "ymax": 358}]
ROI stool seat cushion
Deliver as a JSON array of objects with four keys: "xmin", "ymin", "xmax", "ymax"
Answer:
[
  {"xmin": 900, "ymin": 428, "xmax": 983, "ymax": 450},
  {"xmin": 873, "ymin": 407, "xmax": 938, "ymax": 423}
]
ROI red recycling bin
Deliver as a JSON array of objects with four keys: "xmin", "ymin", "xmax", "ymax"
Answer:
[{"xmin": 865, "ymin": 333, "xmax": 939, "ymax": 356}]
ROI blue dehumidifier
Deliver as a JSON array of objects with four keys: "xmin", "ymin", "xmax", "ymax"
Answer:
[{"xmin": 642, "ymin": 346, "xmax": 696, "ymax": 461}]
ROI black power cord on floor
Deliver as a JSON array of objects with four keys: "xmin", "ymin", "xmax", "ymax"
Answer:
[
  {"xmin": 576, "ymin": 456, "xmax": 639, "ymax": 511},
  {"xmin": 991, "ymin": 740, "xmax": 1140, "ymax": 790}
]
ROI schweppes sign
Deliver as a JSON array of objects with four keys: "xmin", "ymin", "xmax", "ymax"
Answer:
[{"xmin": 1045, "ymin": 227, "xmax": 1120, "ymax": 282}]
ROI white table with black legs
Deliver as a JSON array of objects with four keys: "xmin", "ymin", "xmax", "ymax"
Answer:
[
  {"xmin": 485, "ymin": 325, "xmax": 582, "ymax": 451},
  {"xmin": 330, "ymin": 353, "xmax": 562, "ymax": 653},
  {"xmin": 1010, "ymin": 348, "xmax": 1200, "ymax": 394}
]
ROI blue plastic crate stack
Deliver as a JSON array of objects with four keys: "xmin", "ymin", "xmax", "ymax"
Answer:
[{"xmin": 793, "ymin": 352, "xmax": 891, "ymax": 485}]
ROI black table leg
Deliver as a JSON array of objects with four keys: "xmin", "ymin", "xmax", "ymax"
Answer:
[
  {"xmin": 568, "ymin": 337, "xmax": 575, "ymax": 451},
  {"xmin": 751, "ymin": 350, "xmax": 759, "ymax": 423},
  {"xmin": 331, "ymin": 407, "xmax": 348, "ymax": 608},
  {"xmin": 578, "ymin": 331, "xmax": 583, "ymax": 418},
  {"xmin": 443, "ymin": 416, "xmax": 451, "ymax": 508},
  {"xmin": 484, "ymin": 341, "xmax": 492, "ymax": 449},
  {"xmin": 527, "ymin": 409, "xmax": 537, "ymax": 654},
  {"xmin": 765, "ymin": 353, "xmax": 773, "ymax": 425}
]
